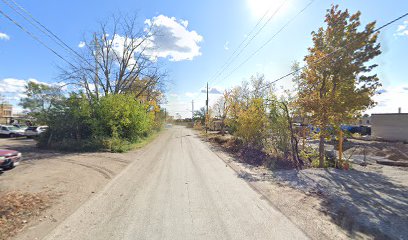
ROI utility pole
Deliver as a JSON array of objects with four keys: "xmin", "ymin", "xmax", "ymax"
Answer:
[
  {"xmin": 164, "ymin": 108, "xmax": 167, "ymax": 123},
  {"xmin": 191, "ymin": 100, "xmax": 194, "ymax": 126},
  {"xmin": 206, "ymin": 82, "xmax": 209, "ymax": 133}
]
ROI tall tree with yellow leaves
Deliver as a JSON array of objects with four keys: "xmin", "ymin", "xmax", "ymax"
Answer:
[{"xmin": 296, "ymin": 5, "xmax": 381, "ymax": 167}]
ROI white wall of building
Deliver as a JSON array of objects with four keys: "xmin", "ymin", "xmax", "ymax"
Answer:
[{"xmin": 371, "ymin": 113, "xmax": 408, "ymax": 141}]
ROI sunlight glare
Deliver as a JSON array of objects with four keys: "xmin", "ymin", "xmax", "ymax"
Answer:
[{"xmin": 246, "ymin": 0, "xmax": 289, "ymax": 18}]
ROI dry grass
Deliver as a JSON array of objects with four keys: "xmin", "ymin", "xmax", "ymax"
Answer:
[
  {"xmin": 0, "ymin": 191, "xmax": 52, "ymax": 240},
  {"xmin": 205, "ymin": 133, "xmax": 296, "ymax": 169}
]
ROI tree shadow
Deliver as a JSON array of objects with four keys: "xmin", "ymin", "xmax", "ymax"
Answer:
[
  {"xmin": 200, "ymin": 132, "xmax": 408, "ymax": 238},
  {"xmin": 276, "ymin": 168, "xmax": 408, "ymax": 239}
]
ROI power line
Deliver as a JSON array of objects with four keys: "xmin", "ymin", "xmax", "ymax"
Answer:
[
  {"xmin": 2, "ymin": 0, "xmax": 93, "ymax": 67},
  {"xmin": 208, "ymin": 0, "xmax": 289, "ymax": 86},
  {"xmin": 2, "ymin": 0, "xmax": 73, "ymax": 55},
  {"xmin": 256, "ymin": 11, "xmax": 408, "ymax": 92},
  {"xmin": 207, "ymin": 2, "xmax": 274, "ymax": 83},
  {"xmin": 213, "ymin": 0, "xmax": 314, "ymax": 86},
  {"xmin": 0, "ymin": 8, "xmax": 75, "ymax": 67}
]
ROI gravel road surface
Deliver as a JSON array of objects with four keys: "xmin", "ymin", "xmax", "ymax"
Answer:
[{"xmin": 44, "ymin": 126, "xmax": 308, "ymax": 240}]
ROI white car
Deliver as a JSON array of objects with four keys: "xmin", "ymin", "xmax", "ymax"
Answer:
[
  {"xmin": 24, "ymin": 126, "xmax": 48, "ymax": 137},
  {"xmin": 0, "ymin": 125, "xmax": 25, "ymax": 138}
]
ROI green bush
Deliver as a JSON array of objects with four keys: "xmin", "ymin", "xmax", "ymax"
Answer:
[
  {"xmin": 95, "ymin": 94, "xmax": 154, "ymax": 141},
  {"xmin": 38, "ymin": 93, "xmax": 158, "ymax": 152}
]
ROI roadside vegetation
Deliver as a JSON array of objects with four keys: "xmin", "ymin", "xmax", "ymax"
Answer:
[
  {"xmin": 200, "ymin": 5, "xmax": 381, "ymax": 170},
  {"xmin": 19, "ymin": 15, "xmax": 167, "ymax": 152}
]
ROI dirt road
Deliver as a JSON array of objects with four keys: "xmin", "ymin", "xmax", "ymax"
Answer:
[{"xmin": 43, "ymin": 126, "xmax": 307, "ymax": 240}]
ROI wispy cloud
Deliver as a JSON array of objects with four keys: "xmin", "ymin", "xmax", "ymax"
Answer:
[
  {"xmin": 367, "ymin": 84, "xmax": 408, "ymax": 114},
  {"xmin": 78, "ymin": 41, "xmax": 86, "ymax": 48},
  {"xmin": 0, "ymin": 32, "xmax": 10, "ymax": 41},
  {"xmin": 395, "ymin": 20, "xmax": 408, "ymax": 37},
  {"xmin": 224, "ymin": 41, "xmax": 229, "ymax": 50},
  {"xmin": 200, "ymin": 86, "xmax": 223, "ymax": 94}
]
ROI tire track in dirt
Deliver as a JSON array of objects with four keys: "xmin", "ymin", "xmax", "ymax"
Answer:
[{"xmin": 58, "ymin": 159, "xmax": 114, "ymax": 179}]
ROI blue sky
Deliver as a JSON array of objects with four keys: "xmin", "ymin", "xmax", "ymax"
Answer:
[{"xmin": 1, "ymin": 0, "xmax": 408, "ymax": 117}]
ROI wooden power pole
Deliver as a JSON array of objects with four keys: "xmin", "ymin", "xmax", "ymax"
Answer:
[{"xmin": 206, "ymin": 82, "xmax": 209, "ymax": 133}]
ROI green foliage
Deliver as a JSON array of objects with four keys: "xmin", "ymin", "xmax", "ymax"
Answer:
[
  {"xmin": 37, "ymin": 93, "xmax": 158, "ymax": 152},
  {"xmin": 95, "ymin": 94, "xmax": 154, "ymax": 141},
  {"xmin": 19, "ymin": 81, "xmax": 63, "ymax": 123},
  {"xmin": 235, "ymin": 98, "xmax": 268, "ymax": 149},
  {"xmin": 267, "ymin": 97, "xmax": 292, "ymax": 157},
  {"xmin": 194, "ymin": 107, "xmax": 206, "ymax": 125},
  {"xmin": 296, "ymin": 5, "xmax": 381, "ymax": 167}
]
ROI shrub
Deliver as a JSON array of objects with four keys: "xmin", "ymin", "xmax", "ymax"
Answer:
[
  {"xmin": 95, "ymin": 94, "xmax": 154, "ymax": 141},
  {"xmin": 235, "ymin": 98, "xmax": 268, "ymax": 149},
  {"xmin": 38, "ymin": 93, "xmax": 157, "ymax": 152}
]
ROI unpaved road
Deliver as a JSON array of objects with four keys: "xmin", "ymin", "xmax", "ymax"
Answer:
[
  {"xmin": 1, "ymin": 137, "xmax": 133, "ymax": 240},
  {"xmin": 43, "ymin": 126, "xmax": 307, "ymax": 240}
]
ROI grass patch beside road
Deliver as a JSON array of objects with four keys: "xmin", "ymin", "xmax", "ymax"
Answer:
[
  {"xmin": 110, "ymin": 130, "xmax": 162, "ymax": 153},
  {"xmin": 131, "ymin": 130, "xmax": 162, "ymax": 150}
]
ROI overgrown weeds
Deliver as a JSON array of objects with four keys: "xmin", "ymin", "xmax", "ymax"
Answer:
[{"xmin": 208, "ymin": 134, "xmax": 297, "ymax": 169}]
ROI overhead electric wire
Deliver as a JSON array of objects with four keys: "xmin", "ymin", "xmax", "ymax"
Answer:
[
  {"xmin": 208, "ymin": 0, "xmax": 289, "ymax": 86},
  {"xmin": 252, "ymin": 11, "xmax": 408, "ymax": 92},
  {"xmin": 213, "ymin": 0, "xmax": 314, "ymax": 86},
  {"xmin": 0, "ymin": 8, "xmax": 75, "ymax": 68},
  {"xmin": 2, "ymin": 0, "xmax": 94, "ymax": 68},
  {"xmin": 2, "ymin": 0, "xmax": 74, "ymax": 56},
  {"xmin": 207, "ymin": 3, "xmax": 275, "ymax": 82}
]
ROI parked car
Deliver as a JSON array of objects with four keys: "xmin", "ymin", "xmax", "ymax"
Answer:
[
  {"xmin": 0, "ymin": 149, "xmax": 21, "ymax": 170},
  {"xmin": 13, "ymin": 124, "xmax": 29, "ymax": 131},
  {"xmin": 0, "ymin": 125, "xmax": 25, "ymax": 137},
  {"xmin": 24, "ymin": 126, "xmax": 48, "ymax": 137}
]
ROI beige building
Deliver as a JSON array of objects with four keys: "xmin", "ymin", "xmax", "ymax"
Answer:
[
  {"xmin": 371, "ymin": 113, "xmax": 408, "ymax": 142},
  {"xmin": 0, "ymin": 103, "xmax": 13, "ymax": 124}
]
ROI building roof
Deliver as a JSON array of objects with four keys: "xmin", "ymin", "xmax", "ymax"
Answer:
[{"xmin": 371, "ymin": 113, "xmax": 408, "ymax": 116}]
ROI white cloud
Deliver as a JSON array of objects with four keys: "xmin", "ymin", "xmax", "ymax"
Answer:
[
  {"xmin": 365, "ymin": 84, "xmax": 408, "ymax": 114},
  {"xmin": 76, "ymin": 15, "xmax": 202, "ymax": 68},
  {"xmin": 108, "ymin": 34, "xmax": 138, "ymax": 68},
  {"xmin": 78, "ymin": 41, "xmax": 86, "ymax": 48},
  {"xmin": 397, "ymin": 25, "xmax": 406, "ymax": 32},
  {"xmin": 200, "ymin": 86, "xmax": 223, "ymax": 94},
  {"xmin": 0, "ymin": 78, "xmax": 32, "ymax": 93},
  {"xmin": 0, "ymin": 32, "xmax": 10, "ymax": 40},
  {"xmin": 395, "ymin": 20, "xmax": 408, "ymax": 37},
  {"xmin": 0, "ymin": 78, "xmax": 52, "ymax": 109},
  {"xmin": 180, "ymin": 19, "xmax": 189, "ymax": 28},
  {"xmin": 224, "ymin": 41, "xmax": 229, "ymax": 51},
  {"xmin": 143, "ymin": 15, "xmax": 203, "ymax": 61}
]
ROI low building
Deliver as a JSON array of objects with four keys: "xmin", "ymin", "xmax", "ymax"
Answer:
[
  {"xmin": 355, "ymin": 115, "xmax": 371, "ymax": 126},
  {"xmin": 371, "ymin": 113, "xmax": 408, "ymax": 142},
  {"xmin": 0, "ymin": 103, "xmax": 13, "ymax": 124}
]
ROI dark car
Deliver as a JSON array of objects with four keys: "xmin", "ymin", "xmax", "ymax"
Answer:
[{"xmin": 0, "ymin": 149, "xmax": 22, "ymax": 170}]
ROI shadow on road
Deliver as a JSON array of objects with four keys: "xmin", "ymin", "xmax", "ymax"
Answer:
[
  {"xmin": 202, "ymin": 137, "xmax": 408, "ymax": 239},
  {"xmin": 266, "ymin": 168, "xmax": 408, "ymax": 239}
]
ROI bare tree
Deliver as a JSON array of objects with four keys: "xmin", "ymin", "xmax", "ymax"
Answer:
[
  {"xmin": 60, "ymin": 15, "xmax": 166, "ymax": 101},
  {"xmin": 213, "ymin": 90, "xmax": 231, "ymax": 135}
]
